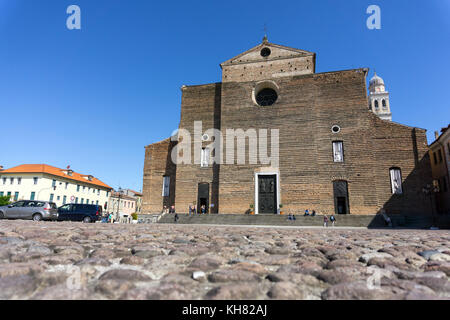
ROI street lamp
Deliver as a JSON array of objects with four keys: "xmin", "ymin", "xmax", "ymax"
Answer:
[{"xmin": 115, "ymin": 187, "xmax": 123, "ymax": 221}]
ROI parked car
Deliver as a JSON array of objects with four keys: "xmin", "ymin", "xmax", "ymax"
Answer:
[
  {"xmin": 0, "ymin": 200, "xmax": 58, "ymax": 221},
  {"xmin": 57, "ymin": 204, "xmax": 102, "ymax": 223}
]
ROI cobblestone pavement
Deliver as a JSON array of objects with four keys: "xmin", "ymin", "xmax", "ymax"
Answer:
[{"xmin": 0, "ymin": 220, "xmax": 449, "ymax": 300}]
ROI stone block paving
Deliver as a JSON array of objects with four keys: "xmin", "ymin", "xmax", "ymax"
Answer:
[{"xmin": 0, "ymin": 220, "xmax": 449, "ymax": 300}]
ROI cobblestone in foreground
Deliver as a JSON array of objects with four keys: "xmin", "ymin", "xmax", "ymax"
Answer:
[{"xmin": 0, "ymin": 221, "xmax": 449, "ymax": 300}]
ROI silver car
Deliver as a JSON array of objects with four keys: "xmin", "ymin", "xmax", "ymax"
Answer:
[{"xmin": 0, "ymin": 200, "xmax": 59, "ymax": 221}]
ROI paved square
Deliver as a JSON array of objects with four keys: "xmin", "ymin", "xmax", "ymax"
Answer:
[{"xmin": 0, "ymin": 221, "xmax": 449, "ymax": 299}]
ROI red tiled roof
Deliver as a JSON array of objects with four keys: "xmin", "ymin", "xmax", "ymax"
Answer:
[{"xmin": 1, "ymin": 164, "xmax": 112, "ymax": 189}]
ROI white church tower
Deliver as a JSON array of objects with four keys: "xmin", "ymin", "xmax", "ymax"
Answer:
[{"xmin": 368, "ymin": 72, "xmax": 392, "ymax": 121}]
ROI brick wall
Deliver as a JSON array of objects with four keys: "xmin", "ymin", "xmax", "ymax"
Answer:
[
  {"xmin": 142, "ymin": 138, "xmax": 176, "ymax": 213},
  {"xmin": 142, "ymin": 47, "xmax": 432, "ymax": 216}
]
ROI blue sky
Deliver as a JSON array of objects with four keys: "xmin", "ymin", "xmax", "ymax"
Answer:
[{"xmin": 0, "ymin": 0, "xmax": 449, "ymax": 191}]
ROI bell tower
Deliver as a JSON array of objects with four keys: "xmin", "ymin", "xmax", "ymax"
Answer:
[{"xmin": 368, "ymin": 72, "xmax": 392, "ymax": 121}]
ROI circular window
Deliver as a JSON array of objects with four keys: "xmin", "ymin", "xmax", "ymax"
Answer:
[
  {"xmin": 202, "ymin": 134, "xmax": 210, "ymax": 141},
  {"xmin": 332, "ymin": 125, "xmax": 341, "ymax": 133},
  {"xmin": 260, "ymin": 48, "xmax": 271, "ymax": 57},
  {"xmin": 256, "ymin": 88, "xmax": 278, "ymax": 106}
]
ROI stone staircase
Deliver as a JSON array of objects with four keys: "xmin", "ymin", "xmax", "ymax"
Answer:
[
  {"xmin": 157, "ymin": 213, "xmax": 385, "ymax": 228},
  {"xmin": 388, "ymin": 215, "xmax": 450, "ymax": 229},
  {"xmin": 138, "ymin": 212, "xmax": 168, "ymax": 224}
]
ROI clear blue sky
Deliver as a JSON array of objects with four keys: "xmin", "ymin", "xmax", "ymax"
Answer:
[{"xmin": 1, "ymin": 0, "xmax": 449, "ymax": 191}]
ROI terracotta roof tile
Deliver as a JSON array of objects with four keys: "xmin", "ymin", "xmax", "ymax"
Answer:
[{"xmin": 1, "ymin": 164, "xmax": 112, "ymax": 189}]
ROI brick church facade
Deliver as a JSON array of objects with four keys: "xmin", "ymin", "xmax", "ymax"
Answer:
[{"xmin": 142, "ymin": 38, "xmax": 432, "ymax": 216}]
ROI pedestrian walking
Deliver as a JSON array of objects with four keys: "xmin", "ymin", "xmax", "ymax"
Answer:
[
  {"xmin": 174, "ymin": 213, "xmax": 179, "ymax": 223},
  {"xmin": 188, "ymin": 204, "xmax": 194, "ymax": 216},
  {"xmin": 169, "ymin": 205, "xmax": 175, "ymax": 214},
  {"xmin": 311, "ymin": 210, "xmax": 316, "ymax": 217},
  {"xmin": 330, "ymin": 214, "xmax": 336, "ymax": 227},
  {"xmin": 201, "ymin": 205, "xmax": 206, "ymax": 214},
  {"xmin": 323, "ymin": 215, "xmax": 328, "ymax": 227}
]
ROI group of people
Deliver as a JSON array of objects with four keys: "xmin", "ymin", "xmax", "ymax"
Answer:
[
  {"xmin": 101, "ymin": 212, "xmax": 115, "ymax": 223},
  {"xmin": 286, "ymin": 209, "xmax": 317, "ymax": 221},
  {"xmin": 188, "ymin": 204, "xmax": 208, "ymax": 215},
  {"xmin": 323, "ymin": 214, "xmax": 337, "ymax": 227},
  {"xmin": 162, "ymin": 205, "xmax": 176, "ymax": 214},
  {"xmin": 163, "ymin": 204, "xmax": 208, "ymax": 215},
  {"xmin": 285, "ymin": 209, "xmax": 337, "ymax": 227},
  {"xmin": 162, "ymin": 204, "xmax": 209, "ymax": 223},
  {"xmin": 303, "ymin": 209, "xmax": 317, "ymax": 216}
]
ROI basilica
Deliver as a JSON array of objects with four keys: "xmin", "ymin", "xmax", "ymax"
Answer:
[{"xmin": 142, "ymin": 38, "xmax": 432, "ymax": 216}]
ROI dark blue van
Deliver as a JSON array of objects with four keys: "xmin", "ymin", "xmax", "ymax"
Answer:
[{"xmin": 57, "ymin": 204, "xmax": 102, "ymax": 223}]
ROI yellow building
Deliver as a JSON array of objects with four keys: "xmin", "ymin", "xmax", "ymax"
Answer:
[
  {"xmin": 0, "ymin": 164, "xmax": 112, "ymax": 208},
  {"xmin": 429, "ymin": 125, "xmax": 450, "ymax": 215}
]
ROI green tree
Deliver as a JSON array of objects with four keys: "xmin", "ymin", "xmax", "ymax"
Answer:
[{"xmin": 0, "ymin": 196, "xmax": 11, "ymax": 206}]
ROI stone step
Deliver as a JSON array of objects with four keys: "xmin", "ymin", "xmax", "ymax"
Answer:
[{"xmin": 157, "ymin": 213, "xmax": 385, "ymax": 227}]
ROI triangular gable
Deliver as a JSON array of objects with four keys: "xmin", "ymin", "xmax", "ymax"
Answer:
[{"xmin": 220, "ymin": 42, "xmax": 315, "ymax": 67}]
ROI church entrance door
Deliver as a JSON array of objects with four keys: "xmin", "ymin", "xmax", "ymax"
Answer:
[
  {"xmin": 197, "ymin": 183, "xmax": 209, "ymax": 214},
  {"xmin": 333, "ymin": 181, "xmax": 350, "ymax": 214},
  {"xmin": 258, "ymin": 175, "xmax": 277, "ymax": 214}
]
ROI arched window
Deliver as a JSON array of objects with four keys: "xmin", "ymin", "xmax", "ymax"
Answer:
[
  {"xmin": 374, "ymin": 100, "xmax": 379, "ymax": 109},
  {"xmin": 389, "ymin": 168, "xmax": 403, "ymax": 194},
  {"xmin": 382, "ymin": 99, "xmax": 386, "ymax": 107}
]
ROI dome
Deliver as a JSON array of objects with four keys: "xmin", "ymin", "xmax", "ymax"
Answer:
[{"xmin": 369, "ymin": 72, "xmax": 384, "ymax": 87}]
